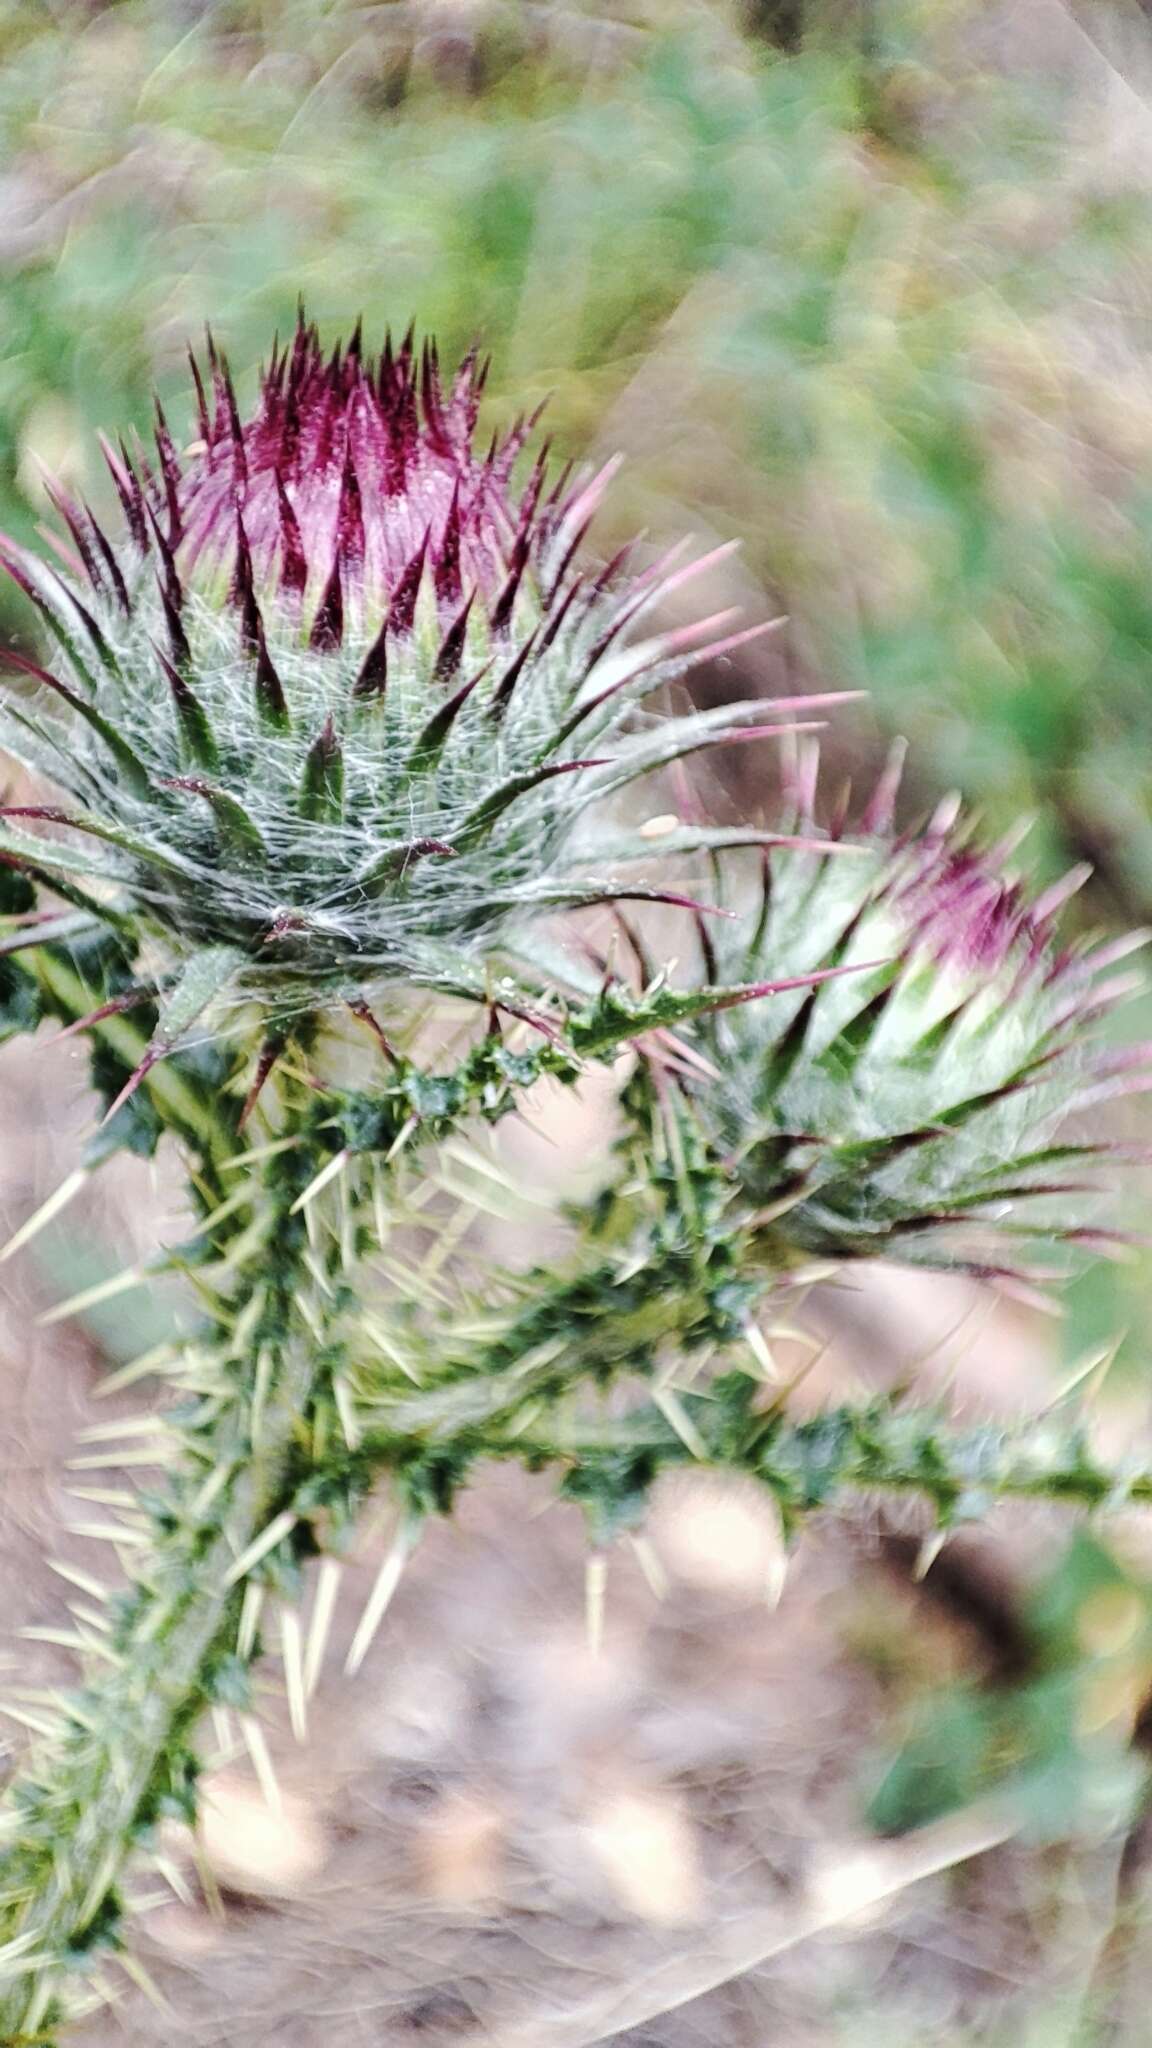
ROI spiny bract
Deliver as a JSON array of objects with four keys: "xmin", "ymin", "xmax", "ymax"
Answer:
[
  {"xmin": 0, "ymin": 315, "xmax": 827, "ymax": 1052},
  {"xmin": 689, "ymin": 745, "xmax": 1146, "ymax": 1284}
]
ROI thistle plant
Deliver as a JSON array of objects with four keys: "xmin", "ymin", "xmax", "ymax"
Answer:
[{"xmin": 0, "ymin": 319, "xmax": 1148, "ymax": 2042}]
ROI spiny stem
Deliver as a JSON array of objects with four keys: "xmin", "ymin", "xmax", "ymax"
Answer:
[
  {"xmin": 349, "ymin": 1282, "xmax": 1152, "ymax": 1530},
  {"xmin": 540, "ymin": 1400, "xmax": 1152, "ymax": 1519},
  {"xmin": 0, "ymin": 1075, "xmax": 350, "ymax": 2038}
]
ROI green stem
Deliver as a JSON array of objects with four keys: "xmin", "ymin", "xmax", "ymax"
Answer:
[
  {"xmin": 0, "ymin": 1093, "xmax": 347, "ymax": 2039},
  {"xmin": 356, "ymin": 1359, "xmax": 1152, "ymax": 1525}
]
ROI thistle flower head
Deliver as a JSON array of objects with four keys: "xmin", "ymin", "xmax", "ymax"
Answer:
[
  {"xmin": 0, "ymin": 315, "xmax": 798, "ymax": 1053},
  {"xmin": 690, "ymin": 749, "xmax": 1145, "ymax": 1282},
  {"xmin": 176, "ymin": 323, "xmax": 518, "ymax": 624}
]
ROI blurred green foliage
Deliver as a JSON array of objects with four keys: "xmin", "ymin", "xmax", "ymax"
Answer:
[{"xmin": 870, "ymin": 1529, "xmax": 1152, "ymax": 1839}]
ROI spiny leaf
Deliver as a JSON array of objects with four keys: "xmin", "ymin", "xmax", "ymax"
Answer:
[
  {"xmin": 567, "ymin": 964, "xmax": 881, "ymax": 1058},
  {"xmin": 0, "ymin": 803, "xmax": 204, "ymax": 878},
  {"xmin": 309, "ymin": 558, "xmax": 343, "ymax": 651},
  {"xmin": 407, "ymin": 663, "xmax": 490, "ymax": 766},
  {"xmin": 820, "ymin": 978, "xmax": 902, "ymax": 1069},
  {"xmin": 275, "ymin": 470, "xmax": 308, "ymax": 595},
  {"xmin": 432, "ymin": 591, "xmax": 475, "ymax": 684},
  {"xmin": 156, "ymin": 944, "xmax": 247, "ymax": 1047},
  {"xmin": 486, "ymin": 628, "xmax": 539, "ymax": 724},
  {"xmin": 0, "ymin": 819, "xmax": 122, "ymax": 884},
  {"xmin": 453, "ymin": 759, "xmax": 607, "ymax": 844},
  {"xmin": 352, "ymin": 620, "xmax": 388, "ymax": 700},
  {"xmin": 386, "ymin": 532, "xmax": 428, "ymax": 638},
  {"xmin": 489, "ymin": 535, "xmax": 530, "ymax": 637},
  {"xmin": 239, "ymin": 1034, "xmax": 285, "ymax": 1130},
  {"xmin": 578, "ymin": 700, "xmax": 827, "ymax": 803},
  {"xmin": 161, "ymin": 582, "xmax": 192, "ymax": 672},
  {"xmin": 231, "ymin": 514, "xmax": 261, "ymax": 651},
  {"xmin": 97, "ymin": 1044, "xmax": 163, "ymax": 1128},
  {"xmin": 152, "ymin": 641, "xmax": 220, "ymax": 772},
  {"xmin": 579, "ymin": 826, "xmax": 868, "ymax": 865},
  {"xmin": 0, "ymin": 543, "xmax": 114, "ymax": 696},
  {"xmin": 43, "ymin": 483, "xmax": 112, "ymax": 605},
  {"xmin": 352, "ymin": 837, "xmax": 457, "ymax": 897},
  {"xmin": 254, "ymin": 626, "xmax": 290, "ymax": 731},
  {"xmin": 161, "ymin": 777, "xmax": 266, "ymax": 861},
  {"xmin": 298, "ymin": 717, "xmax": 345, "ymax": 824},
  {"xmin": 82, "ymin": 499, "xmax": 132, "ymax": 615},
  {"xmin": 1, "ymin": 651, "xmax": 153, "ymax": 799}
]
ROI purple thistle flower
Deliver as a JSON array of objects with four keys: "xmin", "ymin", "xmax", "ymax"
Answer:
[
  {"xmin": 149, "ymin": 325, "xmax": 540, "ymax": 635},
  {"xmin": 0, "ymin": 315, "xmax": 830, "ymax": 1061},
  {"xmin": 885, "ymin": 798, "xmax": 1094, "ymax": 985},
  {"xmin": 896, "ymin": 846, "xmax": 1045, "ymax": 974}
]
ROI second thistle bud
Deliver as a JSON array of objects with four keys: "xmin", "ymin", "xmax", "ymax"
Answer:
[{"xmin": 688, "ymin": 758, "xmax": 1143, "ymax": 1283}]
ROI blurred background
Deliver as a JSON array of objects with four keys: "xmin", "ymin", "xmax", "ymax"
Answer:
[{"xmin": 9, "ymin": 0, "xmax": 1152, "ymax": 2041}]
